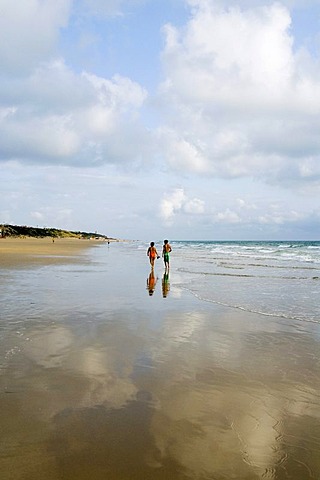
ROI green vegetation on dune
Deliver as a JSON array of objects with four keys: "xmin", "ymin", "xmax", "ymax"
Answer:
[{"xmin": 0, "ymin": 224, "xmax": 113, "ymax": 240}]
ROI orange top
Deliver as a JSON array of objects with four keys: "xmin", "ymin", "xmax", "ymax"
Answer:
[{"xmin": 149, "ymin": 246, "xmax": 157, "ymax": 258}]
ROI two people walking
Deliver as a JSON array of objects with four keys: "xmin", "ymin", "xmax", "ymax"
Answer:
[
  {"xmin": 147, "ymin": 240, "xmax": 172, "ymax": 270},
  {"xmin": 146, "ymin": 240, "xmax": 172, "ymax": 297}
]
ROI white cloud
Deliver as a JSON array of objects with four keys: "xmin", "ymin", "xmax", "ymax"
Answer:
[
  {"xmin": 0, "ymin": 60, "xmax": 149, "ymax": 166},
  {"xmin": 162, "ymin": 3, "xmax": 294, "ymax": 105},
  {"xmin": 159, "ymin": 129, "xmax": 209, "ymax": 174},
  {"xmin": 31, "ymin": 207, "xmax": 73, "ymax": 225},
  {"xmin": 84, "ymin": 73, "xmax": 147, "ymax": 111},
  {"xmin": 299, "ymin": 157, "xmax": 320, "ymax": 179},
  {"xmin": 258, "ymin": 209, "xmax": 305, "ymax": 225},
  {"xmin": 214, "ymin": 208, "xmax": 241, "ymax": 224},
  {"xmin": 0, "ymin": 0, "xmax": 153, "ymax": 168},
  {"xmin": 0, "ymin": 0, "xmax": 72, "ymax": 73},
  {"xmin": 160, "ymin": 188, "xmax": 186, "ymax": 224},
  {"xmin": 159, "ymin": 187, "xmax": 205, "ymax": 224},
  {"xmin": 184, "ymin": 198, "xmax": 205, "ymax": 214},
  {"xmin": 159, "ymin": 2, "xmax": 320, "ymax": 184}
]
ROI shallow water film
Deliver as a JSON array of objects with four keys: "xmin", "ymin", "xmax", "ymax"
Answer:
[{"xmin": 1, "ymin": 241, "xmax": 320, "ymax": 479}]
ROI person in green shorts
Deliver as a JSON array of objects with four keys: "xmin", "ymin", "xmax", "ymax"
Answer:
[{"xmin": 162, "ymin": 239, "xmax": 172, "ymax": 270}]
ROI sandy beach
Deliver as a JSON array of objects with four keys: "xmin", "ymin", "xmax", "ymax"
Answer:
[
  {"xmin": 0, "ymin": 240, "xmax": 319, "ymax": 480},
  {"xmin": 0, "ymin": 237, "xmax": 102, "ymax": 268}
]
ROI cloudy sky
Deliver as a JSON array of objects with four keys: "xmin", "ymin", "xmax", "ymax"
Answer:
[{"xmin": 1, "ymin": 0, "xmax": 320, "ymax": 240}]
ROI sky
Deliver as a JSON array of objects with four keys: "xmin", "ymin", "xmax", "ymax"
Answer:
[{"xmin": 1, "ymin": 0, "xmax": 320, "ymax": 240}]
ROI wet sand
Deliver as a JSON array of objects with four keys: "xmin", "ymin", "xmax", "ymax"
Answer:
[{"xmin": 0, "ymin": 242, "xmax": 320, "ymax": 479}]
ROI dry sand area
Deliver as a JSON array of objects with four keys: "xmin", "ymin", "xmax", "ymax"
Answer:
[{"xmin": 0, "ymin": 237, "xmax": 99, "ymax": 268}]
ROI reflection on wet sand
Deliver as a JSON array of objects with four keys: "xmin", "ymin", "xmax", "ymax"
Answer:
[
  {"xmin": 1, "ymin": 307, "xmax": 320, "ymax": 479},
  {"xmin": 162, "ymin": 272, "xmax": 170, "ymax": 298},
  {"xmin": 147, "ymin": 269, "xmax": 157, "ymax": 296},
  {"xmin": 145, "ymin": 310, "xmax": 320, "ymax": 479}
]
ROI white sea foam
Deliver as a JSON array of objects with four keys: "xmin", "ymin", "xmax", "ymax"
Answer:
[{"xmin": 171, "ymin": 240, "xmax": 320, "ymax": 323}]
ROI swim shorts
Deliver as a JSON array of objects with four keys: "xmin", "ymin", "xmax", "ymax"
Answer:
[{"xmin": 163, "ymin": 252, "xmax": 170, "ymax": 263}]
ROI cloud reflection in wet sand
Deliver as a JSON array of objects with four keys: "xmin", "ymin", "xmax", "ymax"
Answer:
[{"xmin": 1, "ymin": 307, "xmax": 320, "ymax": 479}]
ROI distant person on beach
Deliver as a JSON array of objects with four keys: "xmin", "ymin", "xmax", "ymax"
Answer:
[
  {"xmin": 162, "ymin": 239, "xmax": 172, "ymax": 270},
  {"xmin": 147, "ymin": 242, "xmax": 159, "ymax": 269},
  {"xmin": 147, "ymin": 269, "xmax": 157, "ymax": 296}
]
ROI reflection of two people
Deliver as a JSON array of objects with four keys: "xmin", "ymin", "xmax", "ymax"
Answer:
[{"xmin": 147, "ymin": 270, "xmax": 170, "ymax": 297}]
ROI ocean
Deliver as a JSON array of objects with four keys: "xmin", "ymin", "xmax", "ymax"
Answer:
[{"xmin": 166, "ymin": 240, "xmax": 320, "ymax": 324}]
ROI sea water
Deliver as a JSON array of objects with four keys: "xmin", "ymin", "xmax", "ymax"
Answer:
[{"xmin": 165, "ymin": 240, "xmax": 320, "ymax": 324}]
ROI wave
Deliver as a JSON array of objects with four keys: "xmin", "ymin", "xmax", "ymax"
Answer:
[
  {"xmin": 173, "ymin": 241, "xmax": 320, "ymax": 262},
  {"xmin": 172, "ymin": 241, "xmax": 320, "ymax": 325}
]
